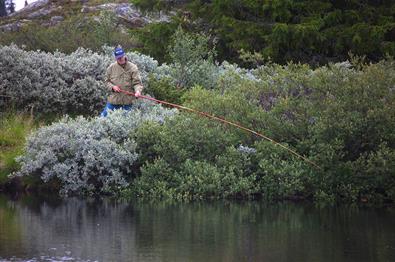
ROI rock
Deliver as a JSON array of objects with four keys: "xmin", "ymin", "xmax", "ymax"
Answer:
[
  {"xmin": 147, "ymin": 10, "xmax": 174, "ymax": 23},
  {"xmin": 50, "ymin": 15, "xmax": 64, "ymax": 26},
  {"xmin": 115, "ymin": 3, "xmax": 150, "ymax": 27},
  {"xmin": 41, "ymin": 21, "xmax": 51, "ymax": 27},
  {"xmin": 81, "ymin": 5, "xmax": 97, "ymax": 13},
  {"xmin": 81, "ymin": 3, "xmax": 172, "ymax": 27},
  {"xmin": 121, "ymin": 17, "xmax": 146, "ymax": 27},
  {"xmin": 51, "ymin": 16, "xmax": 64, "ymax": 22},
  {"xmin": 26, "ymin": 4, "xmax": 62, "ymax": 19},
  {"xmin": 2, "ymin": 1, "xmax": 173, "ymax": 32},
  {"xmin": 10, "ymin": 0, "xmax": 50, "ymax": 16},
  {"xmin": 27, "ymin": 8, "xmax": 52, "ymax": 19},
  {"xmin": 96, "ymin": 3, "xmax": 119, "ymax": 10},
  {"xmin": 0, "ymin": 22, "xmax": 22, "ymax": 32}
]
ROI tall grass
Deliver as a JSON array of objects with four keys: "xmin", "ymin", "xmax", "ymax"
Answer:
[{"xmin": 0, "ymin": 113, "xmax": 36, "ymax": 183}]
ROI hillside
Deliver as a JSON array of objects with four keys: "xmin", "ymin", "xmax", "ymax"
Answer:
[
  {"xmin": 0, "ymin": 0, "xmax": 172, "ymax": 52},
  {"xmin": 133, "ymin": 0, "xmax": 395, "ymax": 65},
  {"xmin": 0, "ymin": 0, "xmax": 171, "ymax": 30},
  {"xmin": 3, "ymin": 0, "xmax": 394, "ymax": 65}
]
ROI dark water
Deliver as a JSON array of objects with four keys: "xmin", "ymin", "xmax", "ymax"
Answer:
[{"xmin": 0, "ymin": 195, "xmax": 394, "ymax": 262}]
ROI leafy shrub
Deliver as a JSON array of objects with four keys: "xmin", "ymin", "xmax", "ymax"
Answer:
[
  {"xmin": 167, "ymin": 27, "xmax": 218, "ymax": 89},
  {"xmin": 131, "ymin": 154, "xmax": 259, "ymax": 200},
  {"xmin": 131, "ymin": 21, "xmax": 178, "ymax": 63},
  {"xmin": 13, "ymin": 103, "xmax": 175, "ymax": 196},
  {"xmin": 0, "ymin": 45, "xmax": 159, "ymax": 115},
  {"xmin": 253, "ymin": 141, "xmax": 312, "ymax": 200},
  {"xmin": 144, "ymin": 75, "xmax": 186, "ymax": 104},
  {"xmin": 133, "ymin": 114, "xmax": 239, "ymax": 166},
  {"xmin": 128, "ymin": 112, "xmax": 261, "ymax": 200},
  {"xmin": 352, "ymin": 143, "xmax": 395, "ymax": 203},
  {"xmin": 134, "ymin": 57, "xmax": 395, "ymax": 203},
  {"xmin": 4, "ymin": 42, "xmax": 395, "ymax": 203}
]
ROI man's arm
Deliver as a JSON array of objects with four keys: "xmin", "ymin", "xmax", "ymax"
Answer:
[
  {"xmin": 105, "ymin": 65, "xmax": 121, "ymax": 92},
  {"xmin": 132, "ymin": 65, "xmax": 143, "ymax": 96}
]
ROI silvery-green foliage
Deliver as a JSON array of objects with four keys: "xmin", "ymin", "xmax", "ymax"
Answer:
[
  {"xmin": 69, "ymin": 77, "xmax": 104, "ymax": 114},
  {"xmin": 0, "ymin": 44, "xmax": 265, "ymax": 116},
  {"xmin": 166, "ymin": 28, "xmax": 221, "ymax": 89},
  {"xmin": 152, "ymin": 60, "xmax": 259, "ymax": 91},
  {"xmin": 0, "ymin": 45, "xmax": 160, "ymax": 115},
  {"xmin": 0, "ymin": 45, "xmax": 107, "ymax": 114},
  {"xmin": 220, "ymin": 61, "xmax": 260, "ymax": 82},
  {"xmin": 173, "ymin": 59, "xmax": 220, "ymax": 89},
  {"xmin": 151, "ymin": 63, "xmax": 172, "ymax": 80},
  {"xmin": 214, "ymin": 61, "xmax": 261, "ymax": 92},
  {"xmin": 13, "ymin": 102, "xmax": 176, "ymax": 196},
  {"xmin": 237, "ymin": 145, "xmax": 257, "ymax": 154}
]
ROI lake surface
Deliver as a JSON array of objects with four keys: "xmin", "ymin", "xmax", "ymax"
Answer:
[{"xmin": 0, "ymin": 194, "xmax": 394, "ymax": 262}]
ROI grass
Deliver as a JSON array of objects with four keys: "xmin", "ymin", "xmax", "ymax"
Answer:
[{"xmin": 0, "ymin": 113, "xmax": 36, "ymax": 183}]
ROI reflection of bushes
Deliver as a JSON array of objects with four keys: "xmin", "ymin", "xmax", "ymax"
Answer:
[{"xmin": 0, "ymin": 196, "xmax": 22, "ymax": 253}]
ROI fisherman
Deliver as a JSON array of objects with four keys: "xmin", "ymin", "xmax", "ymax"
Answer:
[{"xmin": 101, "ymin": 46, "xmax": 144, "ymax": 117}]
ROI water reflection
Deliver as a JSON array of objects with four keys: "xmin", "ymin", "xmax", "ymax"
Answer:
[{"xmin": 0, "ymin": 195, "xmax": 394, "ymax": 262}]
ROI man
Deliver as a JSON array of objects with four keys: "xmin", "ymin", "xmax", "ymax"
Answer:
[{"xmin": 101, "ymin": 47, "xmax": 144, "ymax": 117}]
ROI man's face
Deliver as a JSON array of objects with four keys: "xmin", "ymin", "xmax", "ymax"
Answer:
[{"xmin": 117, "ymin": 56, "xmax": 126, "ymax": 65}]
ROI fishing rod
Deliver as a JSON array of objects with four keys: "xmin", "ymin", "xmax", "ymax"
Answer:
[{"xmin": 119, "ymin": 89, "xmax": 321, "ymax": 170}]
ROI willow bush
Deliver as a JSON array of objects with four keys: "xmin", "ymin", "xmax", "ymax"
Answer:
[
  {"xmin": 4, "ymin": 45, "xmax": 394, "ymax": 203},
  {"xmin": 12, "ymin": 103, "xmax": 175, "ymax": 196},
  {"xmin": 128, "ymin": 57, "xmax": 395, "ymax": 203},
  {"xmin": 0, "ymin": 45, "xmax": 159, "ymax": 115}
]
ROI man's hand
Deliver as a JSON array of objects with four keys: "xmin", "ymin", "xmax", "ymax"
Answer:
[
  {"xmin": 112, "ymin": 85, "xmax": 121, "ymax": 92},
  {"xmin": 135, "ymin": 90, "xmax": 141, "ymax": 98}
]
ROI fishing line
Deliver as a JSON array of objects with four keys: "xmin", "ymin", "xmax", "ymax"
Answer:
[{"xmin": 119, "ymin": 89, "xmax": 321, "ymax": 170}]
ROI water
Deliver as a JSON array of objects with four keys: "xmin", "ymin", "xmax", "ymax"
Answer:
[{"xmin": 0, "ymin": 195, "xmax": 394, "ymax": 262}]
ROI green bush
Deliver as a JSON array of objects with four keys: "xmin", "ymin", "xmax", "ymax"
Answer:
[
  {"xmin": 253, "ymin": 140, "xmax": 312, "ymax": 201},
  {"xmin": 3, "ymin": 26, "xmax": 394, "ymax": 203},
  {"xmin": 127, "ymin": 158, "xmax": 178, "ymax": 199},
  {"xmin": 131, "ymin": 21, "xmax": 178, "ymax": 63},
  {"xmin": 131, "ymin": 0, "xmax": 395, "ymax": 64},
  {"xmin": 130, "ymin": 153, "xmax": 259, "ymax": 200},
  {"xmin": 168, "ymin": 27, "xmax": 217, "ymax": 88},
  {"xmin": 131, "ymin": 57, "xmax": 395, "ymax": 203},
  {"xmin": 134, "ymin": 114, "xmax": 239, "ymax": 166},
  {"xmin": 145, "ymin": 75, "xmax": 186, "ymax": 104},
  {"xmin": 129, "ymin": 110, "xmax": 261, "ymax": 200}
]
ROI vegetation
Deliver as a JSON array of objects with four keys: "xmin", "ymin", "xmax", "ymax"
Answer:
[
  {"xmin": 0, "ymin": 11, "xmax": 138, "ymax": 54},
  {"xmin": 0, "ymin": 44, "xmax": 159, "ymax": 116},
  {"xmin": 1, "ymin": 35, "xmax": 393, "ymax": 203},
  {"xmin": 0, "ymin": 113, "xmax": 35, "ymax": 183},
  {"xmin": 131, "ymin": 0, "xmax": 395, "ymax": 65},
  {"xmin": 0, "ymin": 1, "xmax": 394, "ymax": 203},
  {"xmin": 13, "ymin": 106, "xmax": 175, "ymax": 196},
  {"xmin": 126, "ymin": 57, "xmax": 395, "ymax": 203}
]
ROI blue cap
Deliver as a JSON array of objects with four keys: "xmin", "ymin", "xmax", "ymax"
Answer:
[{"xmin": 114, "ymin": 47, "xmax": 125, "ymax": 59}]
